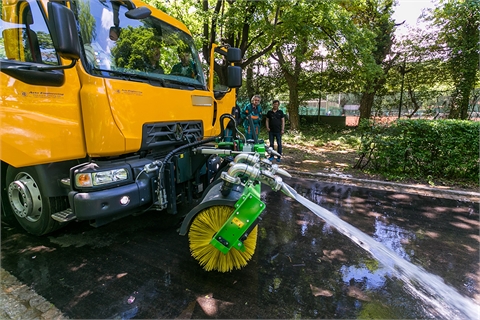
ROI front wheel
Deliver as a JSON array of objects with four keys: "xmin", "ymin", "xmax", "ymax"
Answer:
[{"xmin": 6, "ymin": 166, "xmax": 67, "ymax": 236}]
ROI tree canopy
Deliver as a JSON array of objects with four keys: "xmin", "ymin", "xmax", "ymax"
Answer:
[
  {"xmin": 425, "ymin": 0, "xmax": 480, "ymax": 119},
  {"xmin": 147, "ymin": 0, "xmax": 479, "ymax": 123}
]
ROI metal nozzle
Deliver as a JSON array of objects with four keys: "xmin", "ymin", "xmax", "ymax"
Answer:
[
  {"xmin": 270, "ymin": 164, "xmax": 292, "ymax": 178},
  {"xmin": 267, "ymin": 147, "xmax": 281, "ymax": 157},
  {"xmin": 219, "ymin": 152, "xmax": 295, "ymax": 198}
]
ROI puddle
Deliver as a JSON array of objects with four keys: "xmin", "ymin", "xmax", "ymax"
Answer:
[{"xmin": 274, "ymin": 179, "xmax": 479, "ymax": 319}]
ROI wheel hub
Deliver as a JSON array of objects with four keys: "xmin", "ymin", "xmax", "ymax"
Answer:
[{"xmin": 8, "ymin": 173, "xmax": 43, "ymax": 222}]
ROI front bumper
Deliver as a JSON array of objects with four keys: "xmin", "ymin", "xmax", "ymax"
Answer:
[{"xmin": 69, "ymin": 172, "xmax": 155, "ymax": 221}]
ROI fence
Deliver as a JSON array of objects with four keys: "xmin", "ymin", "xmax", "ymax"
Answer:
[{"xmin": 238, "ymin": 91, "xmax": 480, "ymax": 127}]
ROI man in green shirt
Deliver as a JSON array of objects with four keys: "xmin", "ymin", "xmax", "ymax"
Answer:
[{"xmin": 171, "ymin": 47, "xmax": 196, "ymax": 78}]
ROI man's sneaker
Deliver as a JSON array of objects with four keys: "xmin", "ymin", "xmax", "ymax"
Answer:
[
  {"xmin": 276, "ymin": 158, "xmax": 281, "ymax": 162},
  {"xmin": 268, "ymin": 156, "xmax": 275, "ymax": 161}
]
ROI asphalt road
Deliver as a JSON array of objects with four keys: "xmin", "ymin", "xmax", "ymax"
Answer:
[{"xmin": 1, "ymin": 177, "xmax": 479, "ymax": 319}]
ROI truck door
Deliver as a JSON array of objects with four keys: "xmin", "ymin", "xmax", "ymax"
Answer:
[{"xmin": 0, "ymin": 0, "xmax": 85, "ymax": 167}]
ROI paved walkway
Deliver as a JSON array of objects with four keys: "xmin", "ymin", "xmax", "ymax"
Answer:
[
  {"xmin": 1, "ymin": 174, "xmax": 478, "ymax": 319},
  {"xmin": 0, "ymin": 268, "xmax": 67, "ymax": 319}
]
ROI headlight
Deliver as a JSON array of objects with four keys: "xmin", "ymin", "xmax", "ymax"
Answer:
[{"xmin": 75, "ymin": 168, "xmax": 129, "ymax": 188}]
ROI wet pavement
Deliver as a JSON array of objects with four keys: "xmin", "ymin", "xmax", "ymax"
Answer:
[{"xmin": 1, "ymin": 176, "xmax": 479, "ymax": 319}]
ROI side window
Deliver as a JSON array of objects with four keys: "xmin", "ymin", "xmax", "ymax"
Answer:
[
  {"xmin": 0, "ymin": 0, "xmax": 58, "ymax": 65},
  {"xmin": 212, "ymin": 49, "xmax": 228, "ymax": 92}
]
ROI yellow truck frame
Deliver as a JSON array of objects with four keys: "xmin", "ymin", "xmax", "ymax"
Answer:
[{"xmin": 0, "ymin": 0, "xmax": 242, "ymax": 235}]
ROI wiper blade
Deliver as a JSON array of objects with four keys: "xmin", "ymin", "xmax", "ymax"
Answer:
[
  {"xmin": 164, "ymin": 78, "xmax": 205, "ymax": 90},
  {"xmin": 93, "ymin": 68, "xmax": 165, "ymax": 87},
  {"xmin": 92, "ymin": 68, "xmax": 205, "ymax": 89},
  {"xmin": 93, "ymin": 68, "xmax": 125, "ymax": 77}
]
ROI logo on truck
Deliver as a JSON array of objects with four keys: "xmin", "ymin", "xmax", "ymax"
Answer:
[{"xmin": 174, "ymin": 123, "xmax": 184, "ymax": 141}]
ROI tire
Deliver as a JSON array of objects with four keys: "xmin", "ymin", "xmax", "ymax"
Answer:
[{"xmin": 5, "ymin": 166, "xmax": 67, "ymax": 236}]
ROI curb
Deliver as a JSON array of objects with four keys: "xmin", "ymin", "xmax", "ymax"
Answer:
[
  {"xmin": 288, "ymin": 170, "xmax": 480, "ymax": 202},
  {"xmin": 0, "ymin": 268, "xmax": 68, "ymax": 320}
]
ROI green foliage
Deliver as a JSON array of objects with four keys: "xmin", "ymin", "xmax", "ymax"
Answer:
[
  {"xmin": 111, "ymin": 26, "xmax": 163, "ymax": 71},
  {"xmin": 350, "ymin": 0, "xmax": 397, "ymax": 120},
  {"xmin": 146, "ymin": 0, "xmax": 478, "ymax": 124},
  {"xmin": 77, "ymin": 0, "xmax": 96, "ymax": 44},
  {"xmin": 425, "ymin": 0, "xmax": 480, "ymax": 119},
  {"xmin": 36, "ymin": 32, "xmax": 54, "ymax": 50},
  {"xmin": 145, "ymin": 0, "xmax": 204, "ymax": 50},
  {"xmin": 358, "ymin": 300, "xmax": 396, "ymax": 319},
  {"xmin": 0, "ymin": 36, "xmax": 5, "ymax": 59},
  {"xmin": 356, "ymin": 119, "xmax": 479, "ymax": 183}
]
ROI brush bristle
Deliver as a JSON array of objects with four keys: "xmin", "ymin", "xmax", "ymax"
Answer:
[{"xmin": 188, "ymin": 205, "xmax": 258, "ymax": 272}]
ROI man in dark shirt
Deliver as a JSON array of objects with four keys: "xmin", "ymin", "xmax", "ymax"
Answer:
[{"xmin": 266, "ymin": 99, "xmax": 285, "ymax": 162}]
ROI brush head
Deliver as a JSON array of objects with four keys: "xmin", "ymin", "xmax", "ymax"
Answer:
[{"xmin": 188, "ymin": 205, "xmax": 258, "ymax": 272}]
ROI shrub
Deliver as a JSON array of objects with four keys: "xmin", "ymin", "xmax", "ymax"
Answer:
[
  {"xmin": 355, "ymin": 119, "xmax": 479, "ymax": 183},
  {"xmin": 281, "ymin": 124, "xmax": 361, "ymax": 150}
]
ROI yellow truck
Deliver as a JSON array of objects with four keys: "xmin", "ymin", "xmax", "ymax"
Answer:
[{"xmin": 0, "ymin": 0, "xmax": 243, "ymax": 236}]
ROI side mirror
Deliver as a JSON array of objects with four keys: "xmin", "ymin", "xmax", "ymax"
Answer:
[
  {"xmin": 125, "ymin": 7, "xmax": 152, "ymax": 19},
  {"xmin": 227, "ymin": 66, "xmax": 242, "ymax": 88},
  {"xmin": 47, "ymin": 2, "xmax": 80, "ymax": 60},
  {"xmin": 227, "ymin": 48, "xmax": 242, "ymax": 63}
]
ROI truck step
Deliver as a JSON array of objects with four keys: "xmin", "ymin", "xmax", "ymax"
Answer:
[{"xmin": 51, "ymin": 208, "xmax": 76, "ymax": 222}]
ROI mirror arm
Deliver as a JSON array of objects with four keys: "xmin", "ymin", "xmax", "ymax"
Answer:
[
  {"xmin": 214, "ymin": 45, "xmax": 229, "ymax": 58},
  {"xmin": 10, "ymin": 59, "xmax": 77, "ymax": 71},
  {"xmin": 43, "ymin": 59, "xmax": 77, "ymax": 70}
]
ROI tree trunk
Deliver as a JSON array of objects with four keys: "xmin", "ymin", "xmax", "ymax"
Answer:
[
  {"xmin": 245, "ymin": 65, "xmax": 254, "ymax": 100},
  {"xmin": 287, "ymin": 88, "xmax": 300, "ymax": 131},
  {"xmin": 448, "ymin": 89, "xmax": 461, "ymax": 119},
  {"xmin": 407, "ymin": 83, "xmax": 420, "ymax": 118},
  {"xmin": 359, "ymin": 74, "xmax": 389, "ymax": 121},
  {"xmin": 448, "ymin": 90, "xmax": 471, "ymax": 120},
  {"xmin": 275, "ymin": 44, "xmax": 306, "ymax": 131},
  {"xmin": 359, "ymin": 91, "xmax": 375, "ymax": 120}
]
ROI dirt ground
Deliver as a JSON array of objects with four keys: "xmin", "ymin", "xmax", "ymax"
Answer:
[{"xmin": 278, "ymin": 142, "xmax": 479, "ymax": 194}]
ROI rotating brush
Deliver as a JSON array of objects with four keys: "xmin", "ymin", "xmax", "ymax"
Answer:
[{"xmin": 188, "ymin": 205, "xmax": 258, "ymax": 272}]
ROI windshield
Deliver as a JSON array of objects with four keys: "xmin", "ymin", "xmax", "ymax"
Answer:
[{"xmin": 72, "ymin": 0, "xmax": 206, "ymax": 89}]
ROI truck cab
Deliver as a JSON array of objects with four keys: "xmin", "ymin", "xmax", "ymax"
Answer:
[{"xmin": 1, "ymin": 0, "xmax": 242, "ymax": 235}]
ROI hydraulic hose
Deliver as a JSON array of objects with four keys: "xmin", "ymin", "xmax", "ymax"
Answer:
[
  {"xmin": 162, "ymin": 135, "xmax": 217, "ymax": 171},
  {"xmin": 247, "ymin": 114, "xmax": 258, "ymax": 144},
  {"xmin": 156, "ymin": 134, "xmax": 219, "ymax": 209},
  {"xmin": 219, "ymin": 113, "xmax": 236, "ymax": 140}
]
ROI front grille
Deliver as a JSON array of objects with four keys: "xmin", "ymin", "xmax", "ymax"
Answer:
[{"xmin": 141, "ymin": 121, "xmax": 203, "ymax": 149}]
